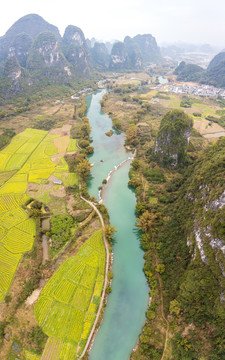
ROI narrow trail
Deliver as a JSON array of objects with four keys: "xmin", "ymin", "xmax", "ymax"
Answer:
[
  {"xmin": 42, "ymin": 234, "xmax": 49, "ymax": 264},
  {"xmin": 158, "ymin": 273, "xmax": 169, "ymax": 360},
  {"xmin": 78, "ymin": 191, "xmax": 110, "ymax": 360},
  {"xmin": 152, "ymin": 241, "xmax": 169, "ymax": 360}
]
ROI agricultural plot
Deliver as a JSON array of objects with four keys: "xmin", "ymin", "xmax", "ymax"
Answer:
[
  {"xmin": 64, "ymin": 172, "xmax": 78, "ymax": 187},
  {"xmin": 54, "ymin": 136, "xmax": 70, "ymax": 154},
  {"xmin": 67, "ymin": 139, "xmax": 79, "ymax": 152},
  {"xmin": 35, "ymin": 230, "xmax": 106, "ymax": 359},
  {"xmin": 0, "ymin": 192, "xmax": 35, "ymax": 302},
  {"xmin": 0, "ymin": 170, "xmax": 16, "ymax": 186},
  {"xmin": 25, "ymin": 351, "xmax": 40, "ymax": 360},
  {"xmin": 0, "ymin": 128, "xmax": 78, "ymax": 303},
  {"xmin": 0, "ymin": 128, "xmax": 46, "ymax": 172}
]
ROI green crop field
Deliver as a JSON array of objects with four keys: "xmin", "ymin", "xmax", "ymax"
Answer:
[
  {"xmin": 0, "ymin": 193, "xmax": 34, "ymax": 302},
  {"xmin": 35, "ymin": 229, "xmax": 106, "ymax": 359},
  {"xmin": 25, "ymin": 351, "xmax": 40, "ymax": 360},
  {"xmin": 64, "ymin": 172, "xmax": 78, "ymax": 187},
  {"xmin": 0, "ymin": 128, "xmax": 78, "ymax": 303},
  {"xmin": 67, "ymin": 139, "xmax": 79, "ymax": 152}
]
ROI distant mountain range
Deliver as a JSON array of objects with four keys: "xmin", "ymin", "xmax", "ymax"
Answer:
[
  {"xmin": 174, "ymin": 51, "xmax": 225, "ymax": 88},
  {"xmin": 0, "ymin": 14, "xmax": 162, "ymax": 100}
]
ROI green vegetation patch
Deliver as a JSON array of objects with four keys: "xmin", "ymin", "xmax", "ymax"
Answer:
[
  {"xmin": 35, "ymin": 229, "xmax": 105, "ymax": 358},
  {"xmin": 25, "ymin": 350, "xmax": 40, "ymax": 360},
  {"xmin": 49, "ymin": 215, "xmax": 76, "ymax": 256},
  {"xmin": 64, "ymin": 172, "xmax": 78, "ymax": 187},
  {"xmin": 67, "ymin": 138, "xmax": 79, "ymax": 152}
]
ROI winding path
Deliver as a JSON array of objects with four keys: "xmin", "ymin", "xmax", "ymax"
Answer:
[
  {"xmin": 78, "ymin": 192, "xmax": 110, "ymax": 359},
  {"xmin": 152, "ymin": 240, "xmax": 169, "ymax": 360},
  {"xmin": 42, "ymin": 234, "xmax": 49, "ymax": 264}
]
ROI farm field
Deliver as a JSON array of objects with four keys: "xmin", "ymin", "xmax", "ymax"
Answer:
[
  {"xmin": 25, "ymin": 350, "xmax": 40, "ymax": 360},
  {"xmin": 35, "ymin": 229, "xmax": 105, "ymax": 359},
  {"xmin": 0, "ymin": 128, "xmax": 78, "ymax": 303}
]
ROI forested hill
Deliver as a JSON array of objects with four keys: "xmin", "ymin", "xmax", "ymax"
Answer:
[
  {"xmin": 174, "ymin": 51, "xmax": 225, "ymax": 87},
  {"xmin": 127, "ymin": 109, "xmax": 225, "ymax": 360},
  {"xmin": 158, "ymin": 138, "xmax": 225, "ymax": 359}
]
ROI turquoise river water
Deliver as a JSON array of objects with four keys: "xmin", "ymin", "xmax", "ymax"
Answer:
[{"xmin": 86, "ymin": 90, "xmax": 149, "ymax": 360}]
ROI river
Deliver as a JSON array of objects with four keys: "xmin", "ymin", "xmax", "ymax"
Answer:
[{"xmin": 86, "ymin": 90, "xmax": 149, "ymax": 360}]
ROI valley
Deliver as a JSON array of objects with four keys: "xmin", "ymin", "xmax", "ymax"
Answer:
[{"xmin": 0, "ymin": 11, "xmax": 224, "ymax": 360}]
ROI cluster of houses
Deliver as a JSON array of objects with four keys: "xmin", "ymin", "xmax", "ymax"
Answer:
[
  {"xmin": 168, "ymin": 83, "xmax": 225, "ymax": 98},
  {"xmin": 97, "ymin": 79, "xmax": 111, "ymax": 87},
  {"xmin": 71, "ymin": 87, "xmax": 92, "ymax": 100}
]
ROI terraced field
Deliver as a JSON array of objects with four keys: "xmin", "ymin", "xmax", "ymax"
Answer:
[
  {"xmin": 35, "ymin": 230, "xmax": 105, "ymax": 359},
  {"xmin": 0, "ymin": 128, "xmax": 78, "ymax": 303}
]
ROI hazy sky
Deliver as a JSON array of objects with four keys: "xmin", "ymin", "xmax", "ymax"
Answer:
[{"xmin": 0, "ymin": 0, "xmax": 224, "ymax": 47}]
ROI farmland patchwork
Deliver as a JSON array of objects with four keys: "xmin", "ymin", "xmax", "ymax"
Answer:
[{"xmin": 0, "ymin": 128, "xmax": 78, "ymax": 302}]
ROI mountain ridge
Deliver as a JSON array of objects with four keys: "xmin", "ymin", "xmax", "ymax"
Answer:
[{"xmin": 0, "ymin": 13, "xmax": 162, "ymax": 100}]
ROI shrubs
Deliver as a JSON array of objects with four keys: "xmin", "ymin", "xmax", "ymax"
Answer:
[
  {"xmin": 49, "ymin": 215, "xmax": 75, "ymax": 254},
  {"xmin": 28, "ymin": 326, "xmax": 47, "ymax": 354},
  {"xmin": 0, "ymin": 128, "xmax": 15, "ymax": 150},
  {"xmin": 143, "ymin": 168, "xmax": 165, "ymax": 183}
]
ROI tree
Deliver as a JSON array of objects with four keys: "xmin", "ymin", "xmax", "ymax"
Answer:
[
  {"xmin": 136, "ymin": 201, "xmax": 147, "ymax": 215},
  {"xmin": 79, "ymin": 139, "xmax": 90, "ymax": 148},
  {"xmin": 125, "ymin": 125, "xmax": 138, "ymax": 146},
  {"xmin": 113, "ymin": 118, "xmax": 122, "ymax": 130},
  {"xmin": 136, "ymin": 211, "xmax": 159, "ymax": 234},
  {"xmin": 85, "ymin": 145, "xmax": 94, "ymax": 155},
  {"xmin": 81, "ymin": 123, "xmax": 91, "ymax": 138},
  {"xmin": 76, "ymin": 159, "xmax": 91, "ymax": 181},
  {"xmin": 169, "ymin": 299, "xmax": 181, "ymax": 316},
  {"xmin": 105, "ymin": 225, "xmax": 116, "ymax": 242},
  {"xmin": 29, "ymin": 208, "xmax": 42, "ymax": 218},
  {"xmin": 156, "ymin": 263, "xmax": 165, "ymax": 274}
]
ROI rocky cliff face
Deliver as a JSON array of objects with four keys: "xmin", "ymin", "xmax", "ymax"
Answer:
[
  {"xmin": 62, "ymin": 25, "xmax": 91, "ymax": 77},
  {"xmin": 27, "ymin": 31, "xmax": 71, "ymax": 81},
  {"xmin": 1, "ymin": 55, "xmax": 29, "ymax": 96},
  {"xmin": 109, "ymin": 42, "xmax": 129, "ymax": 69},
  {"xmin": 91, "ymin": 42, "xmax": 109, "ymax": 69},
  {"xmin": 3, "ymin": 55, "xmax": 22, "ymax": 80},
  {"xmin": 0, "ymin": 14, "xmax": 93, "ymax": 98},
  {"xmin": 132, "ymin": 34, "xmax": 161, "ymax": 63},
  {"xmin": 8, "ymin": 33, "xmax": 33, "ymax": 68},
  {"xmin": 124, "ymin": 36, "xmax": 142, "ymax": 68},
  {"xmin": 184, "ymin": 138, "xmax": 225, "ymax": 301},
  {"xmin": 109, "ymin": 33, "xmax": 161, "ymax": 70},
  {"xmin": 0, "ymin": 14, "xmax": 60, "ymax": 64}
]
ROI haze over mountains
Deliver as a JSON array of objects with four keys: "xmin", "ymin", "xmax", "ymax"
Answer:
[
  {"xmin": 0, "ymin": 14, "xmax": 163, "ymax": 100},
  {"xmin": 1, "ymin": 13, "xmax": 225, "ymax": 102}
]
